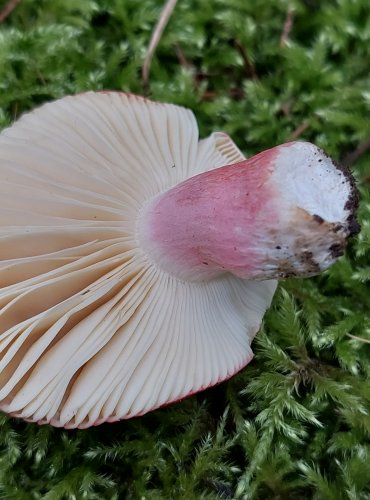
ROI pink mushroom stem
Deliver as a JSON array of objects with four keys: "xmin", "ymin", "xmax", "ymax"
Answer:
[{"xmin": 139, "ymin": 141, "xmax": 359, "ymax": 282}]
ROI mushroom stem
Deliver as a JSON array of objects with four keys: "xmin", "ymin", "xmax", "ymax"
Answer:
[{"xmin": 138, "ymin": 141, "xmax": 359, "ymax": 282}]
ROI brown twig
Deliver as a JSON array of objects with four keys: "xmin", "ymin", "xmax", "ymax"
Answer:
[
  {"xmin": 280, "ymin": 100, "xmax": 293, "ymax": 117},
  {"xmin": 289, "ymin": 121, "xmax": 310, "ymax": 140},
  {"xmin": 142, "ymin": 0, "xmax": 178, "ymax": 91},
  {"xmin": 341, "ymin": 136, "xmax": 370, "ymax": 167},
  {"xmin": 234, "ymin": 40, "xmax": 257, "ymax": 79},
  {"xmin": 174, "ymin": 43, "xmax": 193, "ymax": 70},
  {"xmin": 0, "ymin": 0, "xmax": 20, "ymax": 23},
  {"xmin": 280, "ymin": 8, "xmax": 295, "ymax": 48}
]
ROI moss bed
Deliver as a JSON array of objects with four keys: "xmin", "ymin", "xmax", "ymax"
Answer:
[{"xmin": 0, "ymin": 0, "xmax": 370, "ymax": 498}]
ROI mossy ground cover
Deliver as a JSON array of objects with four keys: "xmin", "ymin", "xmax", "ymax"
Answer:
[{"xmin": 0, "ymin": 0, "xmax": 370, "ymax": 498}]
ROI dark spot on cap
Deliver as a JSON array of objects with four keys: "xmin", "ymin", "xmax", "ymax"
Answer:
[
  {"xmin": 333, "ymin": 224, "xmax": 343, "ymax": 233},
  {"xmin": 276, "ymin": 245, "xmax": 281, "ymax": 249},
  {"xmin": 278, "ymin": 271, "xmax": 297, "ymax": 279},
  {"xmin": 313, "ymin": 214, "xmax": 324, "ymax": 224},
  {"xmin": 347, "ymin": 216, "xmax": 361, "ymax": 236},
  {"xmin": 329, "ymin": 243, "xmax": 344, "ymax": 258},
  {"xmin": 344, "ymin": 190, "xmax": 360, "ymax": 214},
  {"xmin": 202, "ymin": 261, "xmax": 209, "ymax": 265},
  {"xmin": 300, "ymin": 250, "xmax": 321, "ymax": 273}
]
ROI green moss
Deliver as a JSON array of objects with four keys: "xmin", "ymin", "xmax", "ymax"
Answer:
[{"xmin": 0, "ymin": 0, "xmax": 370, "ymax": 498}]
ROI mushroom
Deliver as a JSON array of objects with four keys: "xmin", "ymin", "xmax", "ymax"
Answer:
[{"xmin": 0, "ymin": 92, "xmax": 359, "ymax": 428}]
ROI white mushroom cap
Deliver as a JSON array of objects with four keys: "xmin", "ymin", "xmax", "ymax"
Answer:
[{"xmin": 0, "ymin": 92, "xmax": 277, "ymax": 428}]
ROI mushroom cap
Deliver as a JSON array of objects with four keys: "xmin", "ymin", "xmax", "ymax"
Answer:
[{"xmin": 0, "ymin": 92, "xmax": 277, "ymax": 428}]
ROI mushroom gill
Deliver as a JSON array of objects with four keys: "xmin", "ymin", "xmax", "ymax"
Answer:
[{"xmin": 0, "ymin": 92, "xmax": 358, "ymax": 428}]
